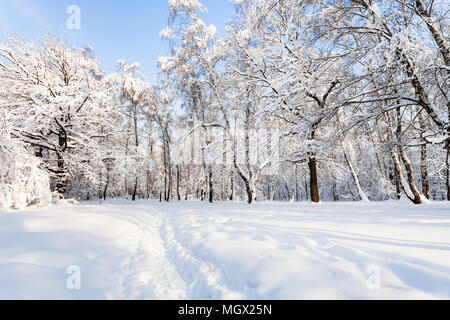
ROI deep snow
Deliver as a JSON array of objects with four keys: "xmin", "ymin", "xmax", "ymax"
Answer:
[{"xmin": 0, "ymin": 200, "xmax": 449, "ymax": 300}]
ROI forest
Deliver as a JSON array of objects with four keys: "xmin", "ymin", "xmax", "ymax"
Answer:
[{"xmin": 1, "ymin": 0, "xmax": 449, "ymax": 209}]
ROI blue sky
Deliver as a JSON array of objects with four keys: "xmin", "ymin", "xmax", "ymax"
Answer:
[{"xmin": 0, "ymin": 0, "xmax": 235, "ymax": 83}]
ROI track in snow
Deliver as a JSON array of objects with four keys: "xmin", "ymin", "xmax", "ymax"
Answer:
[{"xmin": 109, "ymin": 206, "xmax": 188, "ymax": 299}]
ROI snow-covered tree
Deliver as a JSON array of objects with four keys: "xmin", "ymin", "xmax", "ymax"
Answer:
[
  {"xmin": 0, "ymin": 112, "xmax": 51, "ymax": 209},
  {"xmin": 0, "ymin": 35, "xmax": 120, "ymax": 199}
]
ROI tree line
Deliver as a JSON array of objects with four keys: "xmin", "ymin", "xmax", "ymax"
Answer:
[{"xmin": 0, "ymin": 0, "xmax": 448, "ymax": 209}]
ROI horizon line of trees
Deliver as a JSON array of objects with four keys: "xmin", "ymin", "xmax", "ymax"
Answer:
[{"xmin": 0, "ymin": 0, "xmax": 449, "ymax": 209}]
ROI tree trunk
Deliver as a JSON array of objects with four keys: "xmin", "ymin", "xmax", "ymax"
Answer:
[
  {"xmin": 388, "ymin": 108, "xmax": 422, "ymax": 204},
  {"xmin": 132, "ymin": 105, "xmax": 139, "ymax": 202},
  {"xmin": 418, "ymin": 111, "xmax": 430, "ymax": 199},
  {"xmin": 447, "ymin": 149, "xmax": 450, "ymax": 201},
  {"xmin": 163, "ymin": 141, "xmax": 168, "ymax": 202},
  {"xmin": 309, "ymin": 156, "xmax": 320, "ymax": 203},
  {"xmin": 208, "ymin": 167, "xmax": 214, "ymax": 203},
  {"xmin": 421, "ymin": 143, "xmax": 430, "ymax": 199},
  {"xmin": 235, "ymin": 166, "xmax": 253, "ymax": 204},
  {"xmin": 245, "ymin": 181, "xmax": 253, "ymax": 204},
  {"xmin": 400, "ymin": 148, "xmax": 422, "ymax": 204},
  {"xmin": 395, "ymin": 108, "xmax": 422, "ymax": 204},
  {"xmin": 146, "ymin": 172, "xmax": 151, "ymax": 199},
  {"xmin": 332, "ymin": 181, "xmax": 338, "ymax": 201},
  {"xmin": 202, "ymin": 148, "xmax": 208, "ymax": 202},
  {"xmin": 271, "ymin": 177, "xmax": 278, "ymax": 201},
  {"xmin": 103, "ymin": 164, "xmax": 110, "ymax": 200},
  {"xmin": 132, "ymin": 178, "xmax": 138, "ymax": 201},
  {"xmin": 229, "ymin": 165, "xmax": 235, "ymax": 201},
  {"xmin": 185, "ymin": 165, "xmax": 190, "ymax": 201},
  {"xmin": 344, "ymin": 151, "xmax": 369, "ymax": 202},
  {"xmin": 391, "ymin": 146, "xmax": 422, "ymax": 204},
  {"xmin": 56, "ymin": 130, "xmax": 67, "ymax": 198},
  {"xmin": 55, "ymin": 156, "xmax": 67, "ymax": 197},
  {"xmin": 393, "ymin": 161, "xmax": 402, "ymax": 200},
  {"xmin": 305, "ymin": 180, "xmax": 309, "ymax": 201},
  {"xmin": 176, "ymin": 165, "xmax": 181, "ymax": 201},
  {"xmin": 167, "ymin": 161, "xmax": 172, "ymax": 202},
  {"xmin": 103, "ymin": 182, "xmax": 108, "ymax": 201}
]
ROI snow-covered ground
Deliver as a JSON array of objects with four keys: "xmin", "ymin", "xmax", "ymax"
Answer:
[{"xmin": 0, "ymin": 200, "xmax": 449, "ymax": 300}]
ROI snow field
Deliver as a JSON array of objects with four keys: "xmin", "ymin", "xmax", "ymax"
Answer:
[{"xmin": 0, "ymin": 200, "xmax": 449, "ymax": 299}]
